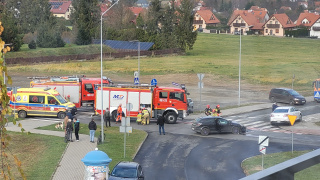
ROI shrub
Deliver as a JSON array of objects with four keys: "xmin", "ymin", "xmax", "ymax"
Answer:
[{"xmin": 28, "ymin": 40, "xmax": 37, "ymax": 49}]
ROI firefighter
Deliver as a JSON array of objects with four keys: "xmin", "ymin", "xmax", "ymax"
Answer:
[
  {"xmin": 142, "ymin": 108, "xmax": 150, "ymax": 125},
  {"xmin": 116, "ymin": 104, "xmax": 122, "ymax": 123},
  {"xmin": 215, "ymin": 104, "xmax": 221, "ymax": 116},
  {"xmin": 136, "ymin": 109, "xmax": 142, "ymax": 125},
  {"xmin": 205, "ymin": 105, "xmax": 212, "ymax": 116},
  {"xmin": 211, "ymin": 108, "xmax": 218, "ymax": 117}
]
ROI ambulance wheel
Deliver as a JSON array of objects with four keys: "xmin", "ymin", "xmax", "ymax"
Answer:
[
  {"xmin": 165, "ymin": 112, "xmax": 177, "ymax": 124},
  {"xmin": 58, "ymin": 112, "xmax": 66, "ymax": 119},
  {"xmin": 18, "ymin": 110, "xmax": 27, "ymax": 118}
]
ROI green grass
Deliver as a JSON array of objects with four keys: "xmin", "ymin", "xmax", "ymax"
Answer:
[
  {"xmin": 37, "ymin": 123, "xmax": 147, "ymax": 170},
  {"xmin": 7, "ymin": 131, "xmax": 66, "ymax": 179},
  {"xmin": 7, "ymin": 34, "xmax": 320, "ymax": 95},
  {"xmin": 242, "ymin": 150, "xmax": 320, "ymax": 179}
]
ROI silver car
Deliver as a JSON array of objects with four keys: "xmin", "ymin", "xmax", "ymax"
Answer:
[{"xmin": 270, "ymin": 106, "xmax": 302, "ymax": 125}]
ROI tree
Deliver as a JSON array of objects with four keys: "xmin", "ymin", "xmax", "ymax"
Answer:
[
  {"xmin": 71, "ymin": 0, "xmax": 100, "ymax": 45},
  {"xmin": 245, "ymin": 1, "xmax": 255, "ymax": 10},
  {"xmin": 175, "ymin": 0, "xmax": 197, "ymax": 51},
  {"xmin": 159, "ymin": 0, "xmax": 177, "ymax": 49},
  {"xmin": 0, "ymin": 21, "xmax": 26, "ymax": 180}
]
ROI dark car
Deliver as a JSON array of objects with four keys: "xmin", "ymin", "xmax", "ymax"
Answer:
[
  {"xmin": 269, "ymin": 88, "xmax": 306, "ymax": 105},
  {"xmin": 109, "ymin": 161, "xmax": 144, "ymax": 180},
  {"xmin": 187, "ymin": 98, "xmax": 194, "ymax": 114},
  {"xmin": 191, "ymin": 116, "xmax": 246, "ymax": 136}
]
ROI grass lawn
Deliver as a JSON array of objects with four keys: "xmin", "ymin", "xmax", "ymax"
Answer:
[
  {"xmin": 7, "ymin": 33, "xmax": 320, "ymax": 94},
  {"xmin": 242, "ymin": 150, "xmax": 320, "ymax": 179},
  {"xmin": 37, "ymin": 123, "xmax": 147, "ymax": 170},
  {"xmin": 7, "ymin": 131, "xmax": 66, "ymax": 179}
]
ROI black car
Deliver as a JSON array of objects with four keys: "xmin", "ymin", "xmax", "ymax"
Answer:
[
  {"xmin": 109, "ymin": 161, "xmax": 144, "ymax": 180},
  {"xmin": 191, "ymin": 116, "xmax": 246, "ymax": 136},
  {"xmin": 269, "ymin": 88, "xmax": 306, "ymax": 105}
]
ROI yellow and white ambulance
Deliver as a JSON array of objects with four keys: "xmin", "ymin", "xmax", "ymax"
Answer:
[{"xmin": 9, "ymin": 88, "xmax": 76, "ymax": 119}]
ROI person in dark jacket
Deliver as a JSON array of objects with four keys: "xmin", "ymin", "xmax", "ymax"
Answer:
[
  {"xmin": 103, "ymin": 107, "xmax": 111, "ymax": 127},
  {"xmin": 157, "ymin": 115, "xmax": 165, "ymax": 135},
  {"xmin": 88, "ymin": 118, "xmax": 97, "ymax": 143},
  {"xmin": 66, "ymin": 119, "xmax": 73, "ymax": 142},
  {"xmin": 272, "ymin": 102, "xmax": 278, "ymax": 112},
  {"xmin": 74, "ymin": 118, "xmax": 80, "ymax": 141}
]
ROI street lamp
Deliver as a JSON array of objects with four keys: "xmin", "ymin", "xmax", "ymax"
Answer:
[
  {"xmin": 238, "ymin": 25, "xmax": 252, "ymax": 106},
  {"xmin": 100, "ymin": 0, "xmax": 119, "ymax": 142}
]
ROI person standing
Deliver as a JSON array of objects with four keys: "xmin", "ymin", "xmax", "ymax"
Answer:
[
  {"xmin": 74, "ymin": 117, "xmax": 80, "ymax": 142},
  {"xmin": 66, "ymin": 119, "xmax": 73, "ymax": 142},
  {"xmin": 142, "ymin": 108, "xmax": 150, "ymax": 125},
  {"xmin": 88, "ymin": 118, "xmax": 97, "ymax": 143},
  {"xmin": 116, "ymin": 104, "xmax": 122, "ymax": 123},
  {"xmin": 103, "ymin": 107, "xmax": 111, "ymax": 127},
  {"xmin": 272, "ymin": 102, "xmax": 278, "ymax": 112},
  {"xmin": 157, "ymin": 115, "xmax": 165, "ymax": 135}
]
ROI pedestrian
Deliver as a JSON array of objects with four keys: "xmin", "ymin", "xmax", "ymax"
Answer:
[
  {"xmin": 88, "ymin": 118, "xmax": 97, "ymax": 143},
  {"xmin": 66, "ymin": 119, "xmax": 73, "ymax": 142},
  {"xmin": 136, "ymin": 109, "xmax": 142, "ymax": 125},
  {"xmin": 66, "ymin": 109, "xmax": 73, "ymax": 120},
  {"xmin": 272, "ymin": 102, "xmax": 278, "ymax": 112},
  {"xmin": 116, "ymin": 104, "xmax": 122, "ymax": 123},
  {"xmin": 142, "ymin": 108, "xmax": 150, "ymax": 125},
  {"xmin": 103, "ymin": 107, "xmax": 111, "ymax": 127},
  {"xmin": 74, "ymin": 117, "xmax": 80, "ymax": 142},
  {"xmin": 63, "ymin": 116, "xmax": 68, "ymax": 135},
  {"xmin": 157, "ymin": 115, "xmax": 165, "ymax": 135}
]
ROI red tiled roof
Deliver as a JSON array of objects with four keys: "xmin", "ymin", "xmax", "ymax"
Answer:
[
  {"xmin": 266, "ymin": 14, "xmax": 295, "ymax": 28},
  {"xmin": 228, "ymin": 9, "xmax": 268, "ymax": 30},
  {"xmin": 196, "ymin": 9, "xmax": 220, "ymax": 24},
  {"xmin": 295, "ymin": 11, "xmax": 320, "ymax": 27},
  {"xmin": 50, "ymin": 1, "xmax": 71, "ymax": 14},
  {"xmin": 315, "ymin": 1, "xmax": 320, "ymax": 7},
  {"xmin": 129, "ymin": 7, "xmax": 144, "ymax": 16}
]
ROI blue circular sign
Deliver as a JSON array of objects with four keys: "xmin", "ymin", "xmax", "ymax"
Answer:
[{"xmin": 151, "ymin": 79, "xmax": 157, "ymax": 86}]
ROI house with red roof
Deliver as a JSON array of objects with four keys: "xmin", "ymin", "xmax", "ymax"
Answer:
[
  {"xmin": 49, "ymin": 1, "xmax": 72, "ymax": 20},
  {"xmin": 129, "ymin": 7, "xmax": 146, "ymax": 24},
  {"xmin": 228, "ymin": 8, "xmax": 269, "ymax": 35},
  {"xmin": 193, "ymin": 9, "xmax": 220, "ymax": 30},
  {"xmin": 263, "ymin": 14, "xmax": 295, "ymax": 36},
  {"xmin": 295, "ymin": 11, "xmax": 320, "ymax": 38}
]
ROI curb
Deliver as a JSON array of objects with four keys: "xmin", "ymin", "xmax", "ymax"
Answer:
[{"xmin": 133, "ymin": 131, "xmax": 149, "ymax": 160}]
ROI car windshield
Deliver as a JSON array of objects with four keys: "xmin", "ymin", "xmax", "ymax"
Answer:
[
  {"xmin": 111, "ymin": 168, "xmax": 137, "ymax": 178},
  {"xmin": 288, "ymin": 90, "xmax": 300, "ymax": 96},
  {"xmin": 55, "ymin": 94, "xmax": 67, "ymax": 104},
  {"xmin": 273, "ymin": 109, "xmax": 289, "ymax": 113}
]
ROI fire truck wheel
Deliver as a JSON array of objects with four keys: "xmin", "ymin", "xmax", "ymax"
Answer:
[
  {"xmin": 58, "ymin": 112, "xmax": 66, "ymax": 119},
  {"xmin": 111, "ymin": 111, "xmax": 117, "ymax": 122},
  {"xmin": 165, "ymin": 112, "xmax": 177, "ymax": 124},
  {"xmin": 18, "ymin": 110, "xmax": 27, "ymax": 118}
]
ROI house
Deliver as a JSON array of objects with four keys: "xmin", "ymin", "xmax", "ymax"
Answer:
[
  {"xmin": 263, "ymin": 14, "xmax": 295, "ymax": 36},
  {"xmin": 228, "ymin": 8, "xmax": 269, "ymax": 35},
  {"xmin": 49, "ymin": 1, "xmax": 72, "ymax": 20},
  {"xmin": 310, "ymin": 17, "xmax": 320, "ymax": 38},
  {"xmin": 193, "ymin": 9, "xmax": 220, "ymax": 30},
  {"xmin": 315, "ymin": 1, "xmax": 320, "ymax": 8},
  {"xmin": 129, "ymin": 7, "xmax": 146, "ymax": 24},
  {"xmin": 295, "ymin": 11, "xmax": 320, "ymax": 38}
]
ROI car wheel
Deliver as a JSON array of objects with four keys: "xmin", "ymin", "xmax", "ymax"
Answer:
[
  {"xmin": 271, "ymin": 97, "xmax": 275, "ymax": 103},
  {"xmin": 232, "ymin": 126, "xmax": 240, "ymax": 134},
  {"xmin": 165, "ymin": 112, "xmax": 177, "ymax": 124},
  {"xmin": 200, "ymin": 127, "xmax": 209, "ymax": 136},
  {"xmin": 58, "ymin": 112, "xmax": 66, "ymax": 119},
  {"xmin": 18, "ymin": 110, "xmax": 27, "ymax": 118},
  {"xmin": 289, "ymin": 100, "xmax": 295, "ymax": 105}
]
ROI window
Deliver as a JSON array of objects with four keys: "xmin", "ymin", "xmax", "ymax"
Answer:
[
  {"xmin": 275, "ymin": 21, "xmax": 278, "ymax": 24},
  {"xmin": 218, "ymin": 118, "xmax": 228, "ymax": 125},
  {"xmin": 276, "ymin": 29, "xmax": 279, "ymax": 33},
  {"xmin": 85, "ymin": 84, "xmax": 94, "ymax": 93},
  {"xmin": 48, "ymin": 96, "xmax": 57, "ymax": 104},
  {"xmin": 159, "ymin": 92, "xmax": 168, "ymax": 98},
  {"xmin": 169, "ymin": 92, "xmax": 184, "ymax": 101},
  {"xmin": 266, "ymin": 29, "xmax": 268, "ymax": 33},
  {"xmin": 29, "ymin": 95, "xmax": 45, "ymax": 104}
]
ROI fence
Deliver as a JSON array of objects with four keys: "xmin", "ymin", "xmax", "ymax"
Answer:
[{"xmin": 6, "ymin": 48, "xmax": 183, "ymax": 65}]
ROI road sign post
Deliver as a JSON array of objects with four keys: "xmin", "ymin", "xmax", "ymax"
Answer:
[
  {"xmin": 197, "ymin": 74, "xmax": 204, "ymax": 112},
  {"xmin": 288, "ymin": 115, "xmax": 297, "ymax": 154}
]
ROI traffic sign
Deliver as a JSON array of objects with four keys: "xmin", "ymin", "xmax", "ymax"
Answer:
[
  {"xmin": 134, "ymin": 71, "xmax": 139, "ymax": 78},
  {"xmin": 197, "ymin": 73, "xmax": 205, "ymax": 81},
  {"xmin": 258, "ymin": 136, "xmax": 269, "ymax": 147},
  {"xmin": 172, "ymin": 82, "xmax": 179, "ymax": 86},
  {"xmin": 259, "ymin": 145, "xmax": 266, "ymax": 154},
  {"xmin": 151, "ymin": 78, "xmax": 157, "ymax": 86},
  {"xmin": 134, "ymin": 77, "xmax": 139, "ymax": 85},
  {"xmin": 288, "ymin": 115, "xmax": 297, "ymax": 126}
]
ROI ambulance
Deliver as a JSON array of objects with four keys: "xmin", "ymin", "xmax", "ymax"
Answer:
[{"xmin": 8, "ymin": 88, "xmax": 76, "ymax": 119}]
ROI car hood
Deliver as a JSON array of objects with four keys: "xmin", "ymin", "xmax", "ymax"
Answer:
[
  {"xmin": 109, "ymin": 176, "xmax": 137, "ymax": 180},
  {"xmin": 293, "ymin": 95, "xmax": 305, "ymax": 99}
]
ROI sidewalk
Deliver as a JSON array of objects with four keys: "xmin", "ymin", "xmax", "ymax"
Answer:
[{"xmin": 6, "ymin": 119, "xmax": 96, "ymax": 180}]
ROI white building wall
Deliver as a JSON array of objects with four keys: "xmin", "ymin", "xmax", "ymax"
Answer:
[{"xmin": 310, "ymin": 20, "xmax": 320, "ymax": 38}]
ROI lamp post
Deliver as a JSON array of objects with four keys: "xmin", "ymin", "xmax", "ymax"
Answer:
[
  {"xmin": 238, "ymin": 25, "xmax": 252, "ymax": 106},
  {"xmin": 100, "ymin": 0, "xmax": 119, "ymax": 142}
]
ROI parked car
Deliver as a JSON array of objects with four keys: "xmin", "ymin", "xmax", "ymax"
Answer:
[
  {"xmin": 270, "ymin": 106, "xmax": 302, "ymax": 125},
  {"xmin": 269, "ymin": 88, "xmax": 306, "ymax": 105},
  {"xmin": 109, "ymin": 161, "xmax": 144, "ymax": 180},
  {"xmin": 187, "ymin": 98, "xmax": 194, "ymax": 114},
  {"xmin": 191, "ymin": 116, "xmax": 246, "ymax": 136}
]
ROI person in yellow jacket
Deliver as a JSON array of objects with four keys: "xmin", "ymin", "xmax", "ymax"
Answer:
[
  {"xmin": 136, "ymin": 110, "xmax": 142, "ymax": 125},
  {"xmin": 142, "ymin": 108, "xmax": 150, "ymax": 125}
]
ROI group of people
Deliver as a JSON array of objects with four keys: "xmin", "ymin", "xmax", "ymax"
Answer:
[
  {"xmin": 205, "ymin": 104, "xmax": 221, "ymax": 116},
  {"xmin": 136, "ymin": 108, "xmax": 150, "ymax": 125},
  {"xmin": 64, "ymin": 116, "xmax": 80, "ymax": 142}
]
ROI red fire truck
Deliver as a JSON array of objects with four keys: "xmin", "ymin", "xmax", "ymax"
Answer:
[
  {"xmin": 94, "ymin": 84, "xmax": 189, "ymax": 124},
  {"xmin": 30, "ymin": 76, "xmax": 111, "ymax": 108}
]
